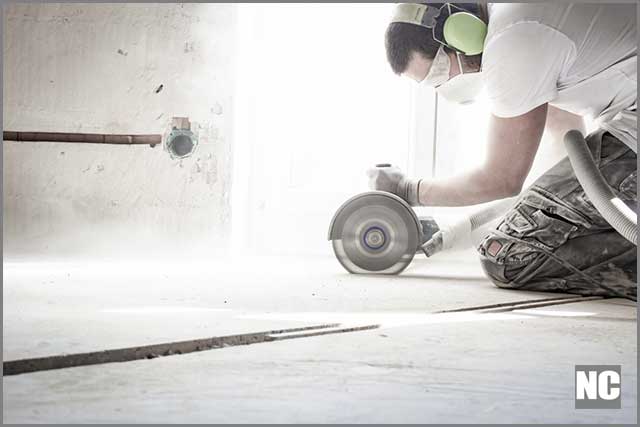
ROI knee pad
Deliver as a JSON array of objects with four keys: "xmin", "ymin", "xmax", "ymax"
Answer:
[{"xmin": 477, "ymin": 234, "xmax": 515, "ymax": 287}]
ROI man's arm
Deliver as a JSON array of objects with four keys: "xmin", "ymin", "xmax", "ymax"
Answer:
[
  {"xmin": 418, "ymin": 103, "xmax": 548, "ymax": 206},
  {"xmin": 545, "ymin": 104, "xmax": 586, "ymax": 140},
  {"xmin": 522, "ymin": 105, "xmax": 586, "ymax": 186}
]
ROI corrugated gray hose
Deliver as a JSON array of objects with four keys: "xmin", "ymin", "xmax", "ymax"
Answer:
[{"xmin": 564, "ymin": 130, "xmax": 637, "ymax": 245}]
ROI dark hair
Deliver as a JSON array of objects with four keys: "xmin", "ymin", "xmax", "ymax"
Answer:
[{"xmin": 385, "ymin": 3, "xmax": 484, "ymax": 75}]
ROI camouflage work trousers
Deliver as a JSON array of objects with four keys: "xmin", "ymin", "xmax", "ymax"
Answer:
[{"xmin": 477, "ymin": 129, "xmax": 637, "ymax": 299}]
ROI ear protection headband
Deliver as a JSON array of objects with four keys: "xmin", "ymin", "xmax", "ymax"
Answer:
[{"xmin": 391, "ymin": 3, "xmax": 487, "ymax": 55}]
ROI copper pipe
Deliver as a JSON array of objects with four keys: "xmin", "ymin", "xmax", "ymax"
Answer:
[{"xmin": 3, "ymin": 131, "xmax": 162, "ymax": 146}]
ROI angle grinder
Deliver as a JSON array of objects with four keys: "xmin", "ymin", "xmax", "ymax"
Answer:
[
  {"xmin": 328, "ymin": 186, "xmax": 517, "ymax": 274},
  {"xmin": 327, "ymin": 191, "xmax": 440, "ymax": 274},
  {"xmin": 330, "ymin": 129, "xmax": 637, "ymax": 285}
]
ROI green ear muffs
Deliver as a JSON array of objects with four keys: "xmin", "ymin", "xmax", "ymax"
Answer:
[
  {"xmin": 390, "ymin": 3, "xmax": 488, "ymax": 55},
  {"xmin": 442, "ymin": 11, "xmax": 487, "ymax": 55}
]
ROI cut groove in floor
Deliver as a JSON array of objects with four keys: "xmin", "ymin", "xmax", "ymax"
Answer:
[
  {"xmin": 435, "ymin": 295, "xmax": 603, "ymax": 313},
  {"xmin": 3, "ymin": 323, "xmax": 342, "ymax": 376},
  {"xmin": 3, "ymin": 295, "xmax": 612, "ymax": 377}
]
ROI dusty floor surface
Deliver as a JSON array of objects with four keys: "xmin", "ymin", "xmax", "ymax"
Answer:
[{"xmin": 2, "ymin": 255, "xmax": 637, "ymax": 423}]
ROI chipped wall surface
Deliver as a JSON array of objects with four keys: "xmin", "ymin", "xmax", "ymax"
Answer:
[{"xmin": 3, "ymin": 3, "xmax": 236, "ymax": 259}]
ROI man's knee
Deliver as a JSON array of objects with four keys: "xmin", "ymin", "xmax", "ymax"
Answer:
[
  {"xmin": 478, "ymin": 254, "xmax": 512, "ymax": 289},
  {"xmin": 477, "ymin": 233, "xmax": 532, "ymax": 289},
  {"xmin": 475, "ymin": 197, "xmax": 576, "ymax": 291}
]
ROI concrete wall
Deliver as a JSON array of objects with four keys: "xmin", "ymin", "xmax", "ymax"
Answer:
[{"xmin": 3, "ymin": 3, "xmax": 236, "ymax": 259}]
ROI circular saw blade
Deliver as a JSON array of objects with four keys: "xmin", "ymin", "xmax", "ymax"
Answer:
[{"xmin": 329, "ymin": 192, "xmax": 421, "ymax": 274}]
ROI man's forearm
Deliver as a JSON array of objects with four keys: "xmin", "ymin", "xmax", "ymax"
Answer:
[
  {"xmin": 418, "ymin": 166, "xmax": 520, "ymax": 206},
  {"xmin": 417, "ymin": 105, "xmax": 548, "ymax": 207}
]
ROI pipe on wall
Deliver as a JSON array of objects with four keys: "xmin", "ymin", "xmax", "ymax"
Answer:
[{"xmin": 3, "ymin": 131, "xmax": 162, "ymax": 146}]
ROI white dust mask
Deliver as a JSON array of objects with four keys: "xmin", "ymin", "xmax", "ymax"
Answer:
[
  {"xmin": 436, "ymin": 52, "xmax": 484, "ymax": 105},
  {"xmin": 421, "ymin": 45, "xmax": 451, "ymax": 88}
]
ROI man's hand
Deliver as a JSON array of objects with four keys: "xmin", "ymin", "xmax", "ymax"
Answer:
[{"xmin": 366, "ymin": 164, "xmax": 422, "ymax": 206}]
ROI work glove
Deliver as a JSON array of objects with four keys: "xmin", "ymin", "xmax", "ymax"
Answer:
[{"xmin": 366, "ymin": 164, "xmax": 422, "ymax": 206}]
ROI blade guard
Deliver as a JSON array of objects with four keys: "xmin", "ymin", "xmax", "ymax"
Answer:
[{"xmin": 328, "ymin": 191, "xmax": 423, "ymax": 242}]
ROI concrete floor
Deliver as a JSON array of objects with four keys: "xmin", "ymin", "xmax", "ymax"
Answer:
[{"xmin": 2, "ymin": 255, "xmax": 637, "ymax": 423}]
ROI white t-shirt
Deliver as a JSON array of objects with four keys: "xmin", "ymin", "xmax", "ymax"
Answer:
[{"xmin": 482, "ymin": 3, "xmax": 637, "ymax": 151}]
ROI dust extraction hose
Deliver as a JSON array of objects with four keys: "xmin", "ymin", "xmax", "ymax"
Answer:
[
  {"xmin": 564, "ymin": 130, "xmax": 637, "ymax": 245},
  {"xmin": 421, "ymin": 197, "xmax": 517, "ymax": 257}
]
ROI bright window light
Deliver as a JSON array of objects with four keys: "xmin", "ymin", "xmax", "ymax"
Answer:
[{"xmin": 232, "ymin": 3, "xmax": 411, "ymax": 255}]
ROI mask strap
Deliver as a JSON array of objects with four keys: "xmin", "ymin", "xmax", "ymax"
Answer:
[{"xmin": 455, "ymin": 51, "xmax": 465, "ymax": 75}]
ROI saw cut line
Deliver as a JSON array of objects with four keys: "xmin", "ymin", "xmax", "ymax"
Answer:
[
  {"xmin": 485, "ymin": 296, "xmax": 604, "ymax": 313},
  {"xmin": 435, "ymin": 296, "xmax": 604, "ymax": 314},
  {"xmin": 269, "ymin": 324, "xmax": 380, "ymax": 339},
  {"xmin": 3, "ymin": 323, "xmax": 340, "ymax": 376},
  {"xmin": 4, "ymin": 296, "xmax": 612, "ymax": 377}
]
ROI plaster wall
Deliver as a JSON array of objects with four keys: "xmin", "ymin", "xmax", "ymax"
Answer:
[{"xmin": 2, "ymin": 3, "xmax": 236, "ymax": 259}]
